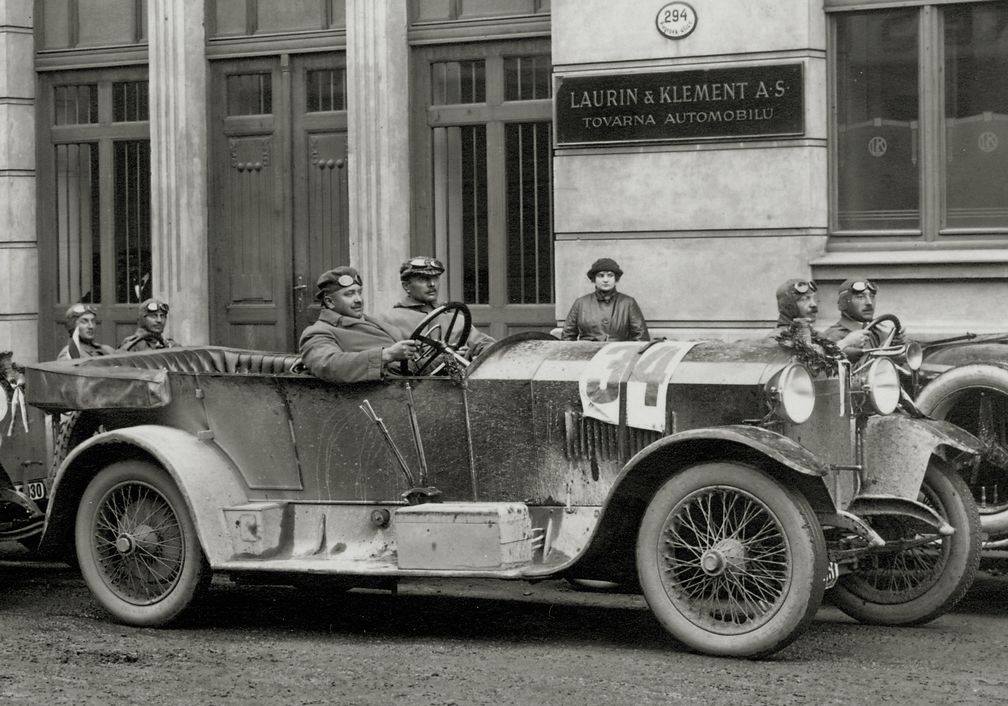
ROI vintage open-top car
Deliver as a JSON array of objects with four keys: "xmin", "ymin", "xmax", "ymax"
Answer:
[{"xmin": 22, "ymin": 305, "xmax": 983, "ymax": 658}]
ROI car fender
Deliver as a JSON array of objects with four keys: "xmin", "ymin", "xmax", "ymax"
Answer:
[
  {"xmin": 40, "ymin": 424, "xmax": 248, "ymax": 565},
  {"xmin": 552, "ymin": 425, "xmax": 835, "ymax": 583}
]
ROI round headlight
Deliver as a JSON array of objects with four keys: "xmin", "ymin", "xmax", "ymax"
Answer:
[
  {"xmin": 863, "ymin": 357, "xmax": 900, "ymax": 415},
  {"xmin": 904, "ymin": 341, "xmax": 923, "ymax": 371},
  {"xmin": 768, "ymin": 363, "xmax": 816, "ymax": 424}
]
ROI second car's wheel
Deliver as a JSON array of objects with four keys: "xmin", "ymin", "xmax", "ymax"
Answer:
[
  {"xmin": 75, "ymin": 460, "xmax": 210, "ymax": 627},
  {"xmin": 636, "ymin": 462, "xmax": 827, "ymax": 659},
  {"xmin": 915, "ymin": 363, "xmax": 1008, "ymax": 537},
  {"xmin": 830, "ymin": 459, "xmax": 980, "ymax": 626}
]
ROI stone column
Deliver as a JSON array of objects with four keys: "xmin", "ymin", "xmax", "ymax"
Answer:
[
  {"xmin": 148, "ymin": 0, "xmax": 210, "ymax": 344},
  {"xmin": 346, "ymin": 0, "xmax": 411, "ymax": 314},
  {"xmin": 0, "ymin": 1, "xmax": 36, "ymax": 361}
]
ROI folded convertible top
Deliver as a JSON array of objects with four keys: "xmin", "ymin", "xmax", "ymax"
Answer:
[{"xmin": 25, "ymin": 360, "xmax": 170, "ymax": 413}]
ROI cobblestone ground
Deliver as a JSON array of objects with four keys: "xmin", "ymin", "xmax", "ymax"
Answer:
[{"xmin": 2, "ymin": 543, "xmax": 1007, "ymax": 705}]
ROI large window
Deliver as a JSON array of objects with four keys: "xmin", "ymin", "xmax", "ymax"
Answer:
[
  {"xmin": 40, "ymin": 70, "xmax": 152, "ymax": 355},
  {"xmin": 831, "ymin": 1, "xmax": 1008, "ymax": 239}
]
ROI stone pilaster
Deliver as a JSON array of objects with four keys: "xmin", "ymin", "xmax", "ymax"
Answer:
[
  {"xmin": 0, "ymin": 0, "xmax": 37, "ymax": 361},
  {"xmin": 346, "ymin": 0, "xmax": 411, "ymax": 314},
  {"xmin": 148, "ymin": 0, "xmax": 210, "ymax": 344}
]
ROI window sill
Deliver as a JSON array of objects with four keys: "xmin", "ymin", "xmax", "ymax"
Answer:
[{"xmin": 811, "ymin": 248, "xmax": 1008, "ymax": 280}]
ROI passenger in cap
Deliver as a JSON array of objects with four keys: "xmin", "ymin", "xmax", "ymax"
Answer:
[
  {"xmin": 561, "ymin": 257, "xmax": 649, "ymax": 342},
  {"xmin": 382, "ymin": 256, "xmax": 496, "ymax": 359},
  {"xmin": 299, "ymin": 266, "xmax": 420, "ymax": 384},
  {"xmin": 821, "ymin": 278, "xmax": 901, "ymax": 361},
  {"xmin": 118, "ymin": 298, "xmax": 177, "ymax": 352},
  {"xmin": 57, "ymin": 303, "xmax": 114, "ymax": 360}
]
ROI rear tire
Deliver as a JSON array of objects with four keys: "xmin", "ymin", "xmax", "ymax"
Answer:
[
  {"xmin": 636, "ymin": 462, "xmax": 827, "ymax": 658},
  {"xmin": 831, "ymin": 459, "xmax": 980, "ymax": 626},
  {"xmin": 75, "ymin": 460, "xmax": 210, "ymax": 626}
]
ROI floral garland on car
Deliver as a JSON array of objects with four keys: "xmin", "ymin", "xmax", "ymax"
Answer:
[{"xmin": 774, "ymin": 321, "xmax": 844, "ymax": 377}]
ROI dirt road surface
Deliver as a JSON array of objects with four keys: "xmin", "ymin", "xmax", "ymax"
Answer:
[{"xmin": 2, "ymin": 543, "xmax": 1007, "ymax": 705}]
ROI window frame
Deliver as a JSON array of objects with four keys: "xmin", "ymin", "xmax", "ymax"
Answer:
[
  {"xmin": 37, "ymin": 66, "xmax": 152, "ymax": 359},
  {"xmin": 827, "ymin": 0, "xmax": 1008, "ymax": 246}
]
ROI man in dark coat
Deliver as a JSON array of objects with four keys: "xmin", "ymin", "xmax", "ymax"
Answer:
[
  {"xmin": 299, "ymin": 266, "xmax": 418, "ymax": 384},
  {"xmin": 119, "ymin": 299, "xmax": 176, "ymax": 352}
]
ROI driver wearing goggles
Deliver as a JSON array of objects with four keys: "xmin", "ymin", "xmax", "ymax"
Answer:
[
  {"xmin": 299, "ymin": 266, "xmax": 420, "ymax": 384},
  {"xmin": 822, "ymin": 278, "xmax": 903, "ymax": 360},
  {"xmin": 118, "ymin": 298, "xmax": 177, "ymax": 352},
  {"xmin": 383, "ymin": 255, "xmax": 496, "ymax": 359}
]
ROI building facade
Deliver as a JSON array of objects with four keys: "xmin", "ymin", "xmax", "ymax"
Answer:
[{"xmin": 1, "ymin": 0, "xmax": 1005, "ymax": 364}]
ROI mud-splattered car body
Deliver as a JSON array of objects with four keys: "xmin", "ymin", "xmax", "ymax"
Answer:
[{"xmin": 24, "ymin": 331, "xmax": 982, "ymax": 657}]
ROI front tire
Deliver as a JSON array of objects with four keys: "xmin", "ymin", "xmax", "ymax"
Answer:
[
  {"xmin": 75, "ymin": 460, "xmax": 210, "ymax": 626},
  {"xmin": 831, "ymin": 459, "xmax": 980, "ymax": 626},
  {"xmin": 636, "ymin": 462, "xmax": 827, "ymax": 658}
]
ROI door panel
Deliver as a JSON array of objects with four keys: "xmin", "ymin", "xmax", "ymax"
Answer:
[{"xmin": 210, "ymin": 55, "xmax": 349, "ymax": 351}]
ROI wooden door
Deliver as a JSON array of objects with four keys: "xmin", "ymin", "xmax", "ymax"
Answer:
[
  {"xmin": 209, "ymin": 57, "xmax": 290, "ymax": 351},
  {"xmin": 209, "ymin": 54, "xmax": 350, "ymax": 351},
  {"xmin": 290, "ymin": 55, "xmax": 350, "ymax": 336}
]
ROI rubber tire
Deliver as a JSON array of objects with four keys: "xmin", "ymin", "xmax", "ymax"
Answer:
[
  {"xmin": 915, "ymin": 363, "xmax": 1008, "ymax": 537},
  {"xmin": 75, "ymin": 460, "xmax": 210, "ymax": 627},
  {"xmin": 636, "ymin": 462, "xmax": 827, "ymax": 659},
  {"xmin": 831, "ymin": 460, "xmax": 980, "ymax": 626}
]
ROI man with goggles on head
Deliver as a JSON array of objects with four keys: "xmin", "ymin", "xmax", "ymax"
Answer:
[
  {"xmin": 299, "ymin": 266, "xmax": 420, "ymax": 384},
  {"xmin": 822, "ymin": 278, "xmax": 901, "ymax": 360},
  {"xmin": 58, "ymin": 303, "xmax": 114, "ymax": 360},
  {"xmin": 382, "ymin": 256, "xmax": 495, "ymax": 359},
  {"xmin": 118, "ymin": 298, "xmax": 177, "ymax": 352},
  {"xmin": 775, "ymin": 279, "xmax": 819, "ymax": 330}
]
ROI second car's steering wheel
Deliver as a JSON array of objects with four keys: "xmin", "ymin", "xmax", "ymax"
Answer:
[
  {"xmin": 399, "ymin": 302, "xmax": 472, "ymax": 375},
  {"xmin": 864, "ymin": 313, "xmax": 903, "ymax": 348}
]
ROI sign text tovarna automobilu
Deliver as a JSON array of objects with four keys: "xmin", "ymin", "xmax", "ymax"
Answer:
[{"xmin": 555, "ymin": 64, "xmax": 804, "ymax": 146}]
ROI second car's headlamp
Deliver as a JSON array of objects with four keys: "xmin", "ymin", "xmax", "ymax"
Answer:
[
  {"xmin": 766, "ymin": 363, "xmax": 816, "ymax": 424},
  {"xmin": 858, "ymin": 357, "xmax": 900, "ymax": 415}
]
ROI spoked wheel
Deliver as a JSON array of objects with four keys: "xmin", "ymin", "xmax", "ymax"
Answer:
[
  {"xmin": 637, "ymin": 462, "xmax": 826, "ymax": 658},
  {"xmin": 916, "ymin": 365, "xmax": 1008, "ymax": 537},
  {"xmin": 75, "ymin": 460, "xmax": 210, "ymax": 626},
  {"xmin": 831, "ymin": 459, "xmax": 980, "ymax": 626}
]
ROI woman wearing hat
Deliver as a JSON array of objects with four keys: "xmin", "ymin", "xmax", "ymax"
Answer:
[
  {"xmin": 57, "ymin": 303, "xmax": 115, "ymax": 360},
  {"xmin": 561, "ymin": 258, "xmax": 649, "ymax": 342}
]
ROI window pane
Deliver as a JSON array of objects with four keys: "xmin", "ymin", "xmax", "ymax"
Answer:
[
  {"xmin": 414, "ymin": 0, "xmax": 454, "ymax": 22},
  {"xmin": 55, "ymin": 144, "xmax": 101, "ymax": 304},
  {"xmin": 835, "ymin": 10, "xmax": 920, "ymax": 231},
  {"xmin": 113, "ymin": 81, "xmax": 150, "ymax": 122},
  {"xmin": 306, "ymin": 69, "xmax": 347, "ymax": 112},
  {"xmin": 431, "ymin": 61, "xmax": 486, "ymax": 105},
  {"xmin": 506, "ymin": 122, "xmax": 552, "ymax": 305},
  {"xmin": 944, "ymin": 4, "xmax": 1008, "ymax": 230},
  {"xmin": 41, "ymin": 0, "xmax": 71, "ymax": 49},
  {"xmin": 78, "ymin": 0, "xmax": 135, "ymax": 46},
  {"xmin": 461, "ymin": 126, "xmax": 489, "ymax": 305},
  {"xmin": 114, "ymin": 141, "xmax": 152, "ymax": 304},
  {"xmin": 504, "ymin": 55, "xmax": 552, "ymax": 101},
  {"xmin": 257, "ymin": 0, "xmax": 323, "ymax": 33},
  {"xmin": 227, "ymin": 73, "xmax": 273, "ymax": 116},
  {"xmin": 54, "ymin": 84, "xmax": 98, "ymax": 126},
  {"xmin": 459, "ymin": 0, "xmax": 535, "ymax": 18},
  {"xmin": 214, "ymin": 0, "xmax": 247, "ymax": 36}
]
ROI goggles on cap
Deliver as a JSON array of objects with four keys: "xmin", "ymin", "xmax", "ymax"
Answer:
[
  {"xmin": 849, "ymin": 280, "xmax": 878, "ymax": 294},
  {"xmin": 68, "ymin": 303, "xmax": 97, "ymax": 318},
  {"xmin": 144, "ymin": 301, "xmax": 169, "ymax": 313},
  {"xmin": 408, "ymin": 256, "xmax": 444, "ymax": 270},
  {"xmin": 336, "ymin": 273, "xmax": 362, "ymax": 288},
  {"xmin": 792, "ymin": 280, "xmax": 817, "ymax": 294}
]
